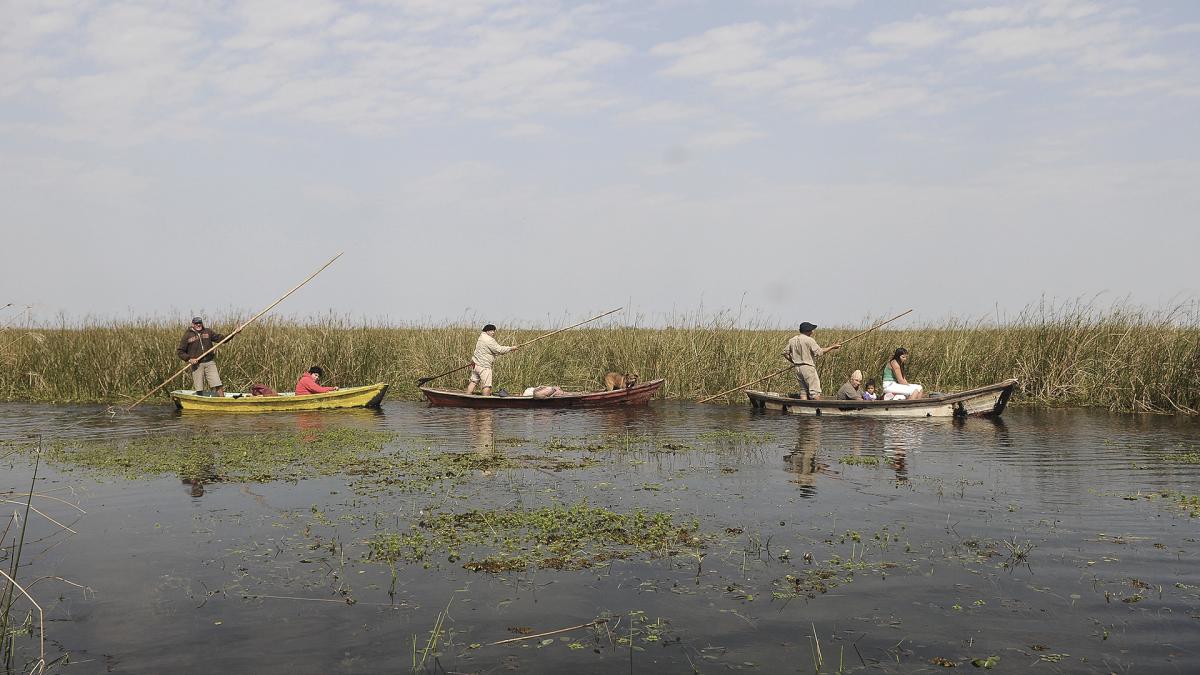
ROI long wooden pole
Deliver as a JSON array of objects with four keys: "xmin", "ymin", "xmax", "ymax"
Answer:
[
  {"xmin": 512, "ymin": 307, "xmax": 623, "ymax": 349},
  {"xmin": 417, "ymin": 307, "xmax": 623, "ymax": 386},
  {"xmin": 698, "ymin": 309, "xmax": 913, "ymax": 404},
  {"xmin": 126, "ymin": 252, "xmax": 344, "ymax": 410}
]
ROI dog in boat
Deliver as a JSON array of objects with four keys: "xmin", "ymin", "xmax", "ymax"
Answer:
[{"xmin": 602, "ymin": 372, "xmax": 639, "ymax": 391}]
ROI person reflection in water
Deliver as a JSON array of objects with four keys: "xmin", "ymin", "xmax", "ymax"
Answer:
[
  {"xmin": 466, "ymin": 410, "xmax": 497, "ymax": 473},
  {"xmin": 783, "ymin": 423, "xmax": 826, "ymax": 498},
  {"xmin": 181, "ymin": 452, "xmax": 219, "ymax": 497},
  {"xmin": 883, "ymin": 423, "xmax": 921, "ymax": 483}
]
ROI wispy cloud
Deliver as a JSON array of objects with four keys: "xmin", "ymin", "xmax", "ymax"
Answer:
[
  {"xmin": 868, "ymin": 19, "xmax": 953, "ymax": 50},
  {"xmin": 0, "ymin": 0, "xmax": 633, "ymax": 144}
]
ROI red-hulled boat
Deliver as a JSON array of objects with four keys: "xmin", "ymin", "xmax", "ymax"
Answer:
[{"xmin": 421, "ymin": 378, "xmax": 665, "ymax": 408}]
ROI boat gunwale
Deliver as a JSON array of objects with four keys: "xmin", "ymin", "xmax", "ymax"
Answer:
[
  {"xmin": 169, "ymin": 382, "xmax": 389, "ymax": 406},
  {"xmin": 745, "ymin": 378, "xmax": 1018, "ymax": 409},
  {"xmin": 420, "ymin": 378, "xmax": 665, "ymax": 406}
]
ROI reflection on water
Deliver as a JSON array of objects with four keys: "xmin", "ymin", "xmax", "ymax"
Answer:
[
  {"xmin": 782, "ymin": 419, "xmax": 822, "ymax": 497},
  {"xmin": 2, "ymin": 401, "xmax": 1200, "ymax": 674}
]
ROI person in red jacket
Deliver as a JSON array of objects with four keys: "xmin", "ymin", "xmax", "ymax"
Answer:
[{"xmin": 295, "ymin": 366, "xmax": 339, "ymax": 395}]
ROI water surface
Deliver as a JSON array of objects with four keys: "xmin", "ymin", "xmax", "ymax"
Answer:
[{"xmin": 3, "ymin": 402, "xmax": 1198, "ymax": 673}]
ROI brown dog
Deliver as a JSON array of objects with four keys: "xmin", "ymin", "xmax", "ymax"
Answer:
[{"xmin": 602, "ymin": 372, "xmax": 639, "ymax": 391}]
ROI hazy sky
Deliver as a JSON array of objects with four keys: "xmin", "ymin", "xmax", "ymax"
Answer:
[{"xmin": 3, "ymin": 0, "xmax": 1198, "ymax": 328}]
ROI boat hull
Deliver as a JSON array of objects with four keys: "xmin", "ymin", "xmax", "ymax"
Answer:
[
  {"xmin": 170, "ymin": 383, "xmax": 389, "ymax": 412},
  {"xmin": 421, "ymin": 379, "xmax": 665, "ymax": 408},
  {"xmin": 746, "ymin": 379, "xmax": 1016, "ymax": 418}
]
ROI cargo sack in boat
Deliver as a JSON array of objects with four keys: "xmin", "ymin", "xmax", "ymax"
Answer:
[{"xmin": 250, "ymin": 383, "xmax": 279, "ymax": 397}]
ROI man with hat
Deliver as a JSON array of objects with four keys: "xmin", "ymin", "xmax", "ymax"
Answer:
[
  {"xmin": 782, "ymin": 321, "xmax": 842, "ymax": 400},
  {"xmin": 465, "ymin": 324, "xmax": 519, "ymax": 396},
  {"xmin": 176, "ymin": 317, "xmax": 228, "ymax": 396}
]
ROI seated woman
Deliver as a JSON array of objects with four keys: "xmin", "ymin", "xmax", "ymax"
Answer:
[
  {"xmin": 882, "ymin": 348, "xmax": 924, "ymax": 400},
  {"xmin": 295, "ymin": 366, "xmax": 339, "ymax": 395}
]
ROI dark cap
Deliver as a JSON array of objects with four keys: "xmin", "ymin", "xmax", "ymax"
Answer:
[
  {"xmin": 798, "ymin": 321, "xmax": 817, "ymax": 332},
  {"xmin": 191, "ymin": 316, "xmax": 204, "ymax": 324},
  {"xmin": 482, "ymin": 324, "xmax": 497, "ymax": 332}
]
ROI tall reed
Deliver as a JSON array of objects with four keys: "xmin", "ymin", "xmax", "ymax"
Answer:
[{"xmin": 1, "ymin": 302, "xmax": 1197, "ymax": 413}]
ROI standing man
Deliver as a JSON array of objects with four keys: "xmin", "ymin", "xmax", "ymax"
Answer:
[
  {"xmin": 177, "ymin": 317, "xmax": 227, "ymax": 396},
  {"xmin": 465, "ymin": 324, "xmax": 518, "ymax": 396},
  {"xmin": 782, "ymin": 321, "xmax": 841, "ymax": 400}
]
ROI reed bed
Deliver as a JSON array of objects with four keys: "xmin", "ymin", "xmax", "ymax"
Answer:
[{"xmin": 1, "ymin": 303, "xmax": 1197, "ymax": 413}]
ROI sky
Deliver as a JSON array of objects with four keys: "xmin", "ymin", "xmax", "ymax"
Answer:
[{"xmin": 2, "ymin": 0, "xmax": 1198, "ymax": 328}]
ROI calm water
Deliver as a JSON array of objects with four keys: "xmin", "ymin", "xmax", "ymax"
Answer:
[{"xmin": 2, "ymin": 402, "xmax": 1199, "ymax": 674}]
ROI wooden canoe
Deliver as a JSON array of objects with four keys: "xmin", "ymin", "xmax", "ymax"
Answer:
[
  {"xmin": 746, "ymin": 379, "xmax": 1017, "ymax": 418},
  {"xmin": 170, "ymin": 383, "xmax": 389, "ymax": 412},
  {"xmin": 421, "ymin": 378, "xmax": 665, "ymax": 408}
]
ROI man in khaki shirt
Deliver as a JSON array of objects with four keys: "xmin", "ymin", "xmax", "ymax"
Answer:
[
  {"xmin": 465, "ymin": 324, "xmax": 518, "ymax": 395},
  {"xmin": 782, "ymin": 321, "xmax": 842, "ymax": 400}
]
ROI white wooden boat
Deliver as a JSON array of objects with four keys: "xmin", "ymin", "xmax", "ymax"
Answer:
[{"xmin": 746, "ymin": 379, "xmax": 1017, "ymax": 418}]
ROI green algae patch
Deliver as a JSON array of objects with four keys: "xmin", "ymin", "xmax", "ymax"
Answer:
[
  {"xmin": 542, "ymin": 430, "xmax": 773, "ymax": 456},
  {"xmin": 366, "ymin": 501, "xmax": 703, "ymax": 573},
  {"xmin": 839, "ymin": 455, "xmax": 881, "ymax": 467},
  {"xmin": 36, "ymin": 430, "xmax": 559, "ymax": 487},
  {"xmin": 45, "ymin": 428, "xmax": 397, "ymax": 482}
]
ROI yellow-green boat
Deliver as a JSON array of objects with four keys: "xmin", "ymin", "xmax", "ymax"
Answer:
[{"xmin": 170, "ymin": 383, "xmax": 389, "ymax": 412}]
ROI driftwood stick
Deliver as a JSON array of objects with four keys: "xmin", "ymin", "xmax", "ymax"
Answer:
[{"xmin": 488, "ymin": 618, "xmax": 609, "ymax": 646}]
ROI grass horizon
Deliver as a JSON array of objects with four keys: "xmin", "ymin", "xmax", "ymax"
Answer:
[{"xmin": 2, "ymin": 300, "xmax": 1198, "ymax": 413}]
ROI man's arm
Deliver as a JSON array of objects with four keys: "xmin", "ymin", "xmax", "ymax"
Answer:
[{"xmin": 484, "ymin": 334, "xmax": 515, "ymax": 354}]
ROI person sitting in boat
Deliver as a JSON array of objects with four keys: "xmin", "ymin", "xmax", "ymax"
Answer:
[
  {"xmin": 836, "ymin": 370, "xmax": 864, "ymax": 400},
  {"xmin": 862, "ymin": 379, "xmax": 878, "ymax": 401},
  {"xmin": 296, "ymin": 366, "xmax": 339, "ymax": 395},
  {"xmin": 522, "ymin": 385, "xmax": 565, "ymax": 398},
  {"xmin": 466, "ymin": 324, "xmax": 519, "ymax": 396},
  {"xmin": 882, "ymin": 348, "xmax": 924, "ymax": 400}
]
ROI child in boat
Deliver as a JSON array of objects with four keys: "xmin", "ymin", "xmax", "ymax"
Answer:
[
  {"xmin": 522, "ymin": 385, "xmax": 565, "ymax": 398},
  {"xmin": 862, "ymin": 380, "xmax": 878, "ymax": 401},
  {"xmin": 296, "ymin": 366, "xmax": 339, "ymax": 395}
]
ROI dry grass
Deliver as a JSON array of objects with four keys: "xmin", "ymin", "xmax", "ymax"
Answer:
[{"xmin": 1, "ymin": 301, "xmax": 1197, "ymax": 413}]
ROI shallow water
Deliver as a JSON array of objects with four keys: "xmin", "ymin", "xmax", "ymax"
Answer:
[{"xmin": 3, "ymin": 402, "xmax": 1199, "ymax": 674}]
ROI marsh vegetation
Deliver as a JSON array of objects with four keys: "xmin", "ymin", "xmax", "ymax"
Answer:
[{"xmin": 2, "ymin": 301, "xmax": 1198, "ymax": 412}]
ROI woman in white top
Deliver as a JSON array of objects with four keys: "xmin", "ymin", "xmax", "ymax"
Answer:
[{"xmin": 882, "ymin": 348, "xmax": 924, "ymax": 399}]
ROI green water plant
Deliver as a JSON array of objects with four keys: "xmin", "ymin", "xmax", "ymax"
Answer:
[{"xmin": 367, "ymin": 501, "xmax": 702, "ymax": 573}]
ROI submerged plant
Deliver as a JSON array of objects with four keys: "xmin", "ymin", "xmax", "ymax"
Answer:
[
  {"xmin": 366, "ymin": 501, "xmax": 703, "ymax": 573},
  {"xmin": 3, "ymin": 441, "xmax": 82, "ymax": 674}
]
